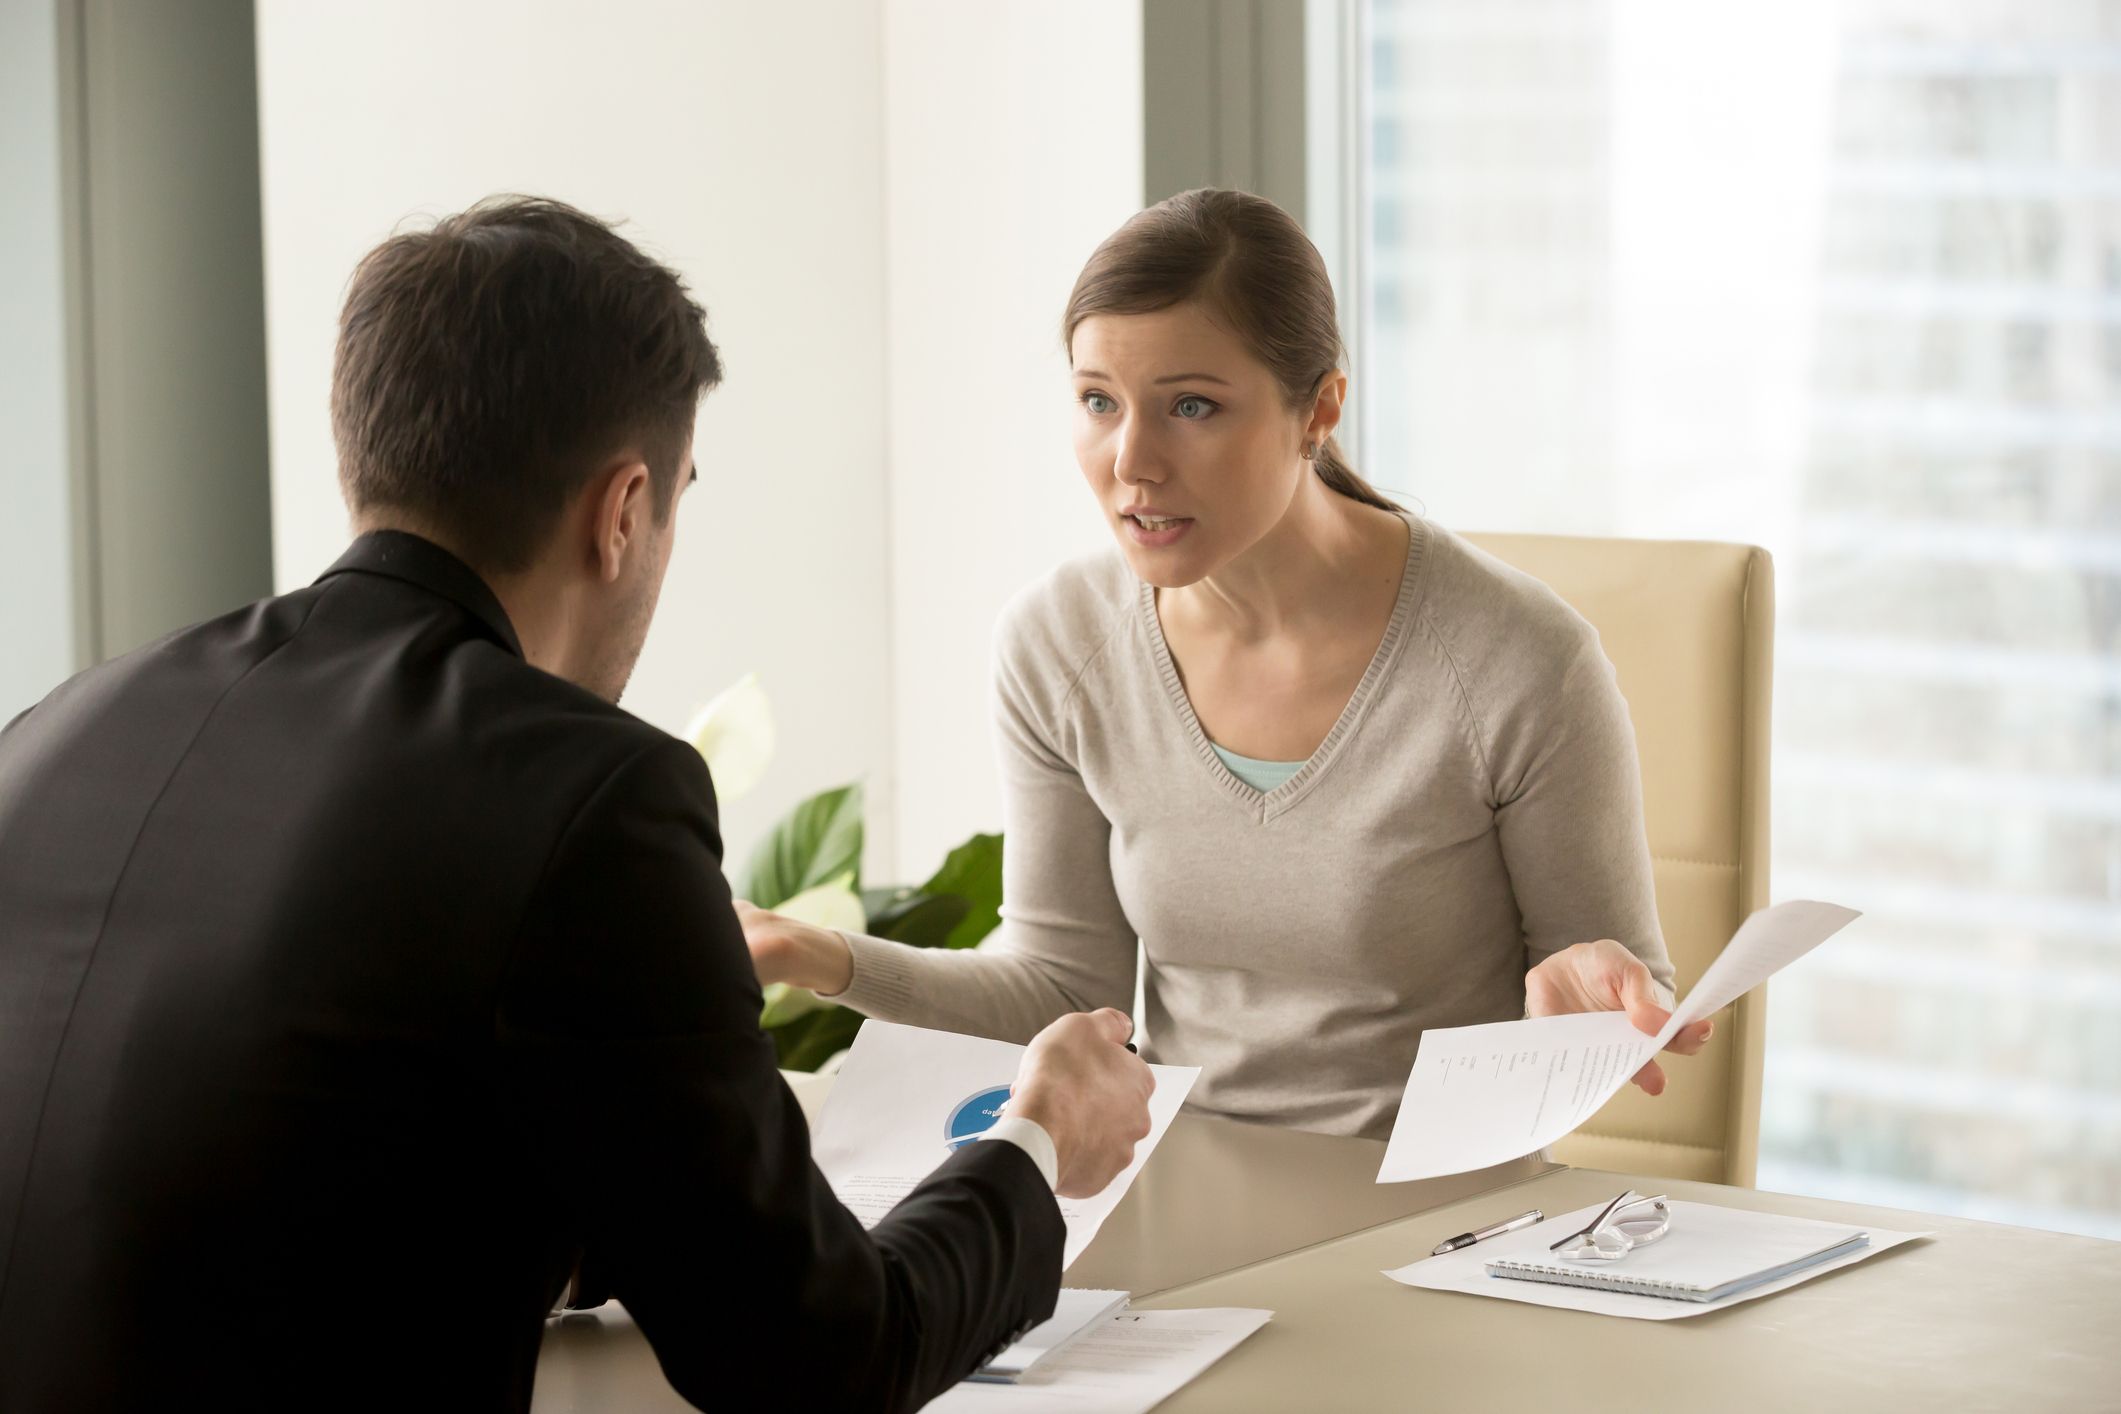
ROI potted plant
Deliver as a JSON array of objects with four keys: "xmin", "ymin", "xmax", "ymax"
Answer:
[{"xmin": 688, "ymin": 675, "xmax": 1002, "ymax": 1071}]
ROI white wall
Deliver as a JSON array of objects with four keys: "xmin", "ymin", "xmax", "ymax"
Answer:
[
  {"xmin": 880, "ymin": 3, "xmax": 1142, "ymax": 876},
  {"xmin": 0, "ymin": 0, "xmax": 79, "ymax": 722},
  {"xmin": 256, "ymin": 0, "xmax": 1144, "ymax": 886},
  {"xmin": 255, "ymin": 0, "xmax": 897, "ymax": 879}
]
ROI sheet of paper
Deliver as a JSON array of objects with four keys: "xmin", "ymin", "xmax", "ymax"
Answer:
[
  {"xmin": 1377, "ymin": 900, "xmax": 1860, "ymax": 1182},
  {"xmin": 922, "ymin": 1309, "xmax": 1273, "ymax": 1413},
  {"xmin": 811, "ymin": 1020, "xmax": 1200, "ymax": 1269},
  {"xmin": 1664, "ymin": 899, "xmax": 1861, "ymax": 1032},
  {"xmin": 970, "ymin": 1289, "xmax": 1130, "ymax": 1382},
  {"xmin": 1383, "ymin": 1200, "xmax": 1928, "ymax": 1320}
]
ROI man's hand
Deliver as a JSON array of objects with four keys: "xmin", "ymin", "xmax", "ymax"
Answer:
[
  {"xmin": 1007, "ymin": 1009, "xmax": 1154, "ymax": 1199},
  {"xmin": 1524, "ymin": 939, "xmax": 1713, "ymax": 1096},
  {"xmin": 735, "ymin": 900, "xmax": 855, "ymax": 995}
]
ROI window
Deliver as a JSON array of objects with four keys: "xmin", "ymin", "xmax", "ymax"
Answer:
[{"xmin": 1330, "ymin": 0, "xmax": 2121, "ymax": 1237}]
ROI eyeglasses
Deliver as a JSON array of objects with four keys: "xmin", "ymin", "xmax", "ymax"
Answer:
[{"xmin": 1549, "ymin": 1191, "xmax": 1671, "ymax": 1263}]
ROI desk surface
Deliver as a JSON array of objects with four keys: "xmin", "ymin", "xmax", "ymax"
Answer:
[
  {"xmin": 536, "ymin": 1075, "xmax": 2121, "ymax": 1413},
  {"xmin": 1139, "ymin": 1165, "xmax": 2121, "ymax": 1413},
  {"xmin": 533, "ymin": 1079, "xmax": 1550, "ymax": 1413},
  {"xmin": 1064, "ymin": 1110, "xmax": 1554, "ymax": 1296},
  {"xmin": 778, "ymin": 1062, "xmax": 1557, "ymax": 1299}
]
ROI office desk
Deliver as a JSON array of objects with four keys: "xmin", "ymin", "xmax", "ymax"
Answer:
[
  {"xmin": 1139, "ymin": 1166, "xmax": 2121, "ymax": 1412},
  {"xmin": 778, "ymin": 1066, "xmax": 1556, "ymax": 1295},
  {"xmin": 532, "ymin": 1077, "xmax": 1554, "ymax": 1411},
  {"xmin": 535, "ymin": 1077, "xmax": 2120, "ymax": 1412},
  {"xmin": 1061, "ymin": 1111, "xmax": 1554, "ymax": 1295}
]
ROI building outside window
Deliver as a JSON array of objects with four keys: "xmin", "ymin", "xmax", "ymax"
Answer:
[{"xmin": 1340, "ymin": 0, "xmax": 2120, "ymax": 1237}]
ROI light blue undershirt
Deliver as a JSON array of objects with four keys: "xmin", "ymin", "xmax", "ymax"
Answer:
[{"xmin": 1210, "ymin": 742, "xmax": 1305, "ymax": 793}]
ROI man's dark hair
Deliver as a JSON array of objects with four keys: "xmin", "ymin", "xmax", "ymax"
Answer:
[{"xmin": 331, "ymin": 195, "xmax": 722, "ymax": 572}]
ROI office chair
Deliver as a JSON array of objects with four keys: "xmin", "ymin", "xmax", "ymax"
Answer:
[{"xmin": 1465, "ymin": 533, "xmax": 1775, "ymax": 1186}]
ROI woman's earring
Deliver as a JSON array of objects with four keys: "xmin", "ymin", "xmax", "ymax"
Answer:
[{"xmin": 1302, "ymin": 442, "xmax": 1318, "ymax": 461}]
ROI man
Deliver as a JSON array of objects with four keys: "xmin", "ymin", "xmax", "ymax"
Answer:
[{"xmin": 0, "ymin": 197, "xmax": 1153, "ymax": 1411}]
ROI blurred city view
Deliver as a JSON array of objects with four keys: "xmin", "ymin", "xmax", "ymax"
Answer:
[{"xmin": 1354, "ymin": 0, "xmax": 2120, "ymax": 1235}]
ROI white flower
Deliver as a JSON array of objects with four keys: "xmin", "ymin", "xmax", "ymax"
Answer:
[
  {"xmin": 685, "ymin": 672, "xmax": 776, "ymax": 804},
  {"xmin": 772, "ymin": 874, "xmax": 867, "ymax": 933}
]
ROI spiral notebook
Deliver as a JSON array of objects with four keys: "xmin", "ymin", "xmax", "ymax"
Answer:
[{"xmin": 1482, "ymin": 1199, "xmax": 1870, "ymax": 1303}]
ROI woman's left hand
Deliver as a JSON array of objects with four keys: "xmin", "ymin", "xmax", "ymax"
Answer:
[{"xmin": 1524, "ymin": 939, "xmax": 1713, "ymax": 1096}]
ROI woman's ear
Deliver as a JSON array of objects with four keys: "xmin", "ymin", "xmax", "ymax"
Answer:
[{"xmin": 1306, "ymin": 370, "xmax": 1349, "ymax": 448}]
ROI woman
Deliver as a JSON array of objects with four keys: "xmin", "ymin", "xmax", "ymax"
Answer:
[{"xmin": 743, "ymin": 189, "xmax": 1708, "ymax": 1140}]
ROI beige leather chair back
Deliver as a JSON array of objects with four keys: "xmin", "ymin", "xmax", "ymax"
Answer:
[{"xmin": 1465, "ymin": 533, "xmax": 1774, "ymax": 1187}]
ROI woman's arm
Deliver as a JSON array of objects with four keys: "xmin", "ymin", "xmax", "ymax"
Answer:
[
  {"xmin": 1485, "ymin": 624, "xmax": 1710, "ymax": 1090},
  {"xmin": 1492, "ymin": 636, "xmax": 1674, "ymax": 993},
  {"xmin": 745, "ymin": 616, "xmax": 1140, "ymax": 1044}
]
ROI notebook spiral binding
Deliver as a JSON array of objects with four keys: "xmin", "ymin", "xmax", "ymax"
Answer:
[
  {"xmin": 1478, "ymin": 1218, "xmax": 1872, "ymax": 1305},
  {"xmin": 1485, "ymin": 1260, "xmax": 1701, "ymax": 1299}
]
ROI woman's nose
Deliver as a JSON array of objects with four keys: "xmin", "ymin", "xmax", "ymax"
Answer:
[{"xmin": 1112, "ymin": 420, "xmax": 1161, "ymax": 486}]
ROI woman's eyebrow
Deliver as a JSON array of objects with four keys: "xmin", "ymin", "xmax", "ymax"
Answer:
[{"xmin": 1071, "ymin": 368, "xmax": 1233, "ymax": 386}]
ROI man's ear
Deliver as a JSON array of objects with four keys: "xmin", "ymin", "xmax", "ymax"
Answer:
[{"xmin": 587, "ymin": 456, "xmax": 654, "ymax": 585}]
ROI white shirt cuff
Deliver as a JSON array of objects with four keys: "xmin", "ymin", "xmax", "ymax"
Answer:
[{"xmin": 979, "ymin": 1116, "xmax": 1059, "ymax": 1190}]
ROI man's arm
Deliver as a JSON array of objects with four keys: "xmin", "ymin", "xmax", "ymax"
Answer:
[{"xmin": 497, "ymin": 735, "xmax": 1063, "ymax": 1412}]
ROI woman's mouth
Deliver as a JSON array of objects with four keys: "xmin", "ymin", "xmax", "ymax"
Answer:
[{"xmin": 1122, "ymin": 512, "xmax": 1194, "ymax": 547}]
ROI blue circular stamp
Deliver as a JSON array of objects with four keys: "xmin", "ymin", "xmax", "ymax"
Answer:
[{"xmin": 944, "ymin": 1085, "xmax": 1015, "ymax": 1151}]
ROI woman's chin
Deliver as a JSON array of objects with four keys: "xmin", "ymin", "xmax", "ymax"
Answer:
[{"xmin": 1116, "ymin": 540, "xmax": 1212, "ymax": 590}]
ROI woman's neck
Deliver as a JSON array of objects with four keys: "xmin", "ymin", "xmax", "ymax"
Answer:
[{"xmin": 1163, "ymin": 477, "xmax": 1404, "ymax": 645}]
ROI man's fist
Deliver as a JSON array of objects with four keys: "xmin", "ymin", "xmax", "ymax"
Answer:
[{"xmin": 1008, "ymin": 1009, "xmax": 1155, "ymax": 1198}]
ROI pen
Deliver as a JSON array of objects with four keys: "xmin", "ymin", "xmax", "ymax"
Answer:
[{"xmin": 1430, "ymin": 1208, "xmax": 1543, "ymax": 1256}]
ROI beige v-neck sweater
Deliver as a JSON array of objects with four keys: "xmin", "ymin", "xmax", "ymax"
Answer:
[{"xmin": 837, "ymin": 513, "xmax": 1673, "ymax": 1140}]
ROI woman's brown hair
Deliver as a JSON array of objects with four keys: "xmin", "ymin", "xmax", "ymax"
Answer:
[{"xmin": 1061, "ymin": 187, "xmax": 1399, "ymax": 513}]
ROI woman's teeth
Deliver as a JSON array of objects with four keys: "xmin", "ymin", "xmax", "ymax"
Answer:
[{"xmin": 1132, "ymin": 515, "xmax": 1184, "ymax": 529}]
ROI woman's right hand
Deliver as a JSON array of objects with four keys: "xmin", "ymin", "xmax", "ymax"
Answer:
[{"xmin": 734, "ymin": 900, "xmax": 856, "ymax": 996}]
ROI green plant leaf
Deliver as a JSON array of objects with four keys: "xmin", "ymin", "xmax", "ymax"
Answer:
[
  {"xmin": 767, "ymin": 1010, "xmax": 823, "ymax": 1067},
  {"xmin": 860, "ymin": 886, "xmax": 920, "ymax": 931},
  {"xmin": 915, "ymin": 833, "xmax": 1004, "ymax": 950},
  {"xmin": 743, "ymin": 782, "xmax": 864, "ymax": 910},
  {"xmin": 868, "ymin": 892, "xmax": 970, "ymax": 950},
  {"xmin": 774, "ymin": 1006, "xmax": 867, "ymax": 1073}
]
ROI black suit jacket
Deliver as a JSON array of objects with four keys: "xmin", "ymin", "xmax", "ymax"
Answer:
[{"xmin": 0, "ymin": 532, "xmax": 1062, "ymax": 1411}]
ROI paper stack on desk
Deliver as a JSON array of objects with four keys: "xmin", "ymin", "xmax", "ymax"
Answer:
[
  {"xmin": 1385, "ymin": 1199, "xmax": 1929, "ymax": 1320},
  {"xmin": 811, "ymin": 1019, "xmax": 1200, "ymax": 1268},
  {"xmin": 924, "ymin": 1309, "xmax": 1273, "ymax": 1413},
  {"xmin": 969, "ymin": 1289, "xmax": 1129, "ymax": 1383},
  {"xmin": 1378, "ymin": 900, "xmax": 1860, "ymax": 1183}
]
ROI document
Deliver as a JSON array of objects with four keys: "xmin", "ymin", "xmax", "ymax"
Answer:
[
  {"xmin": 1384, "ymin": 1199, "xmax": 1927, "ymax": 1320},
  {"xmin": 922, "ymin": 1309, "xmax": 1274, "ymax": 1413},
  {"xmin": 971, "ymin": 1289, "xmax": 1130, "ymax": 1383},
  {"xmin": 1378, "ymin": 900, "xmax": 1860, "ymax": 1183},
  {"xmin": 811, "ymin": 1020, "xmax": 1200, "ymax": 1268}
]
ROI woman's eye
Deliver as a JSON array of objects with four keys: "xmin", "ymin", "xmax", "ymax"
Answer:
[
  {"xmin": 1173, "ymin": 395, "xmax": 1217, "ymax": 420},
  {"xmin": 1082, "ymin": 392, "xmax": 1117, "ymax": 415}
]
